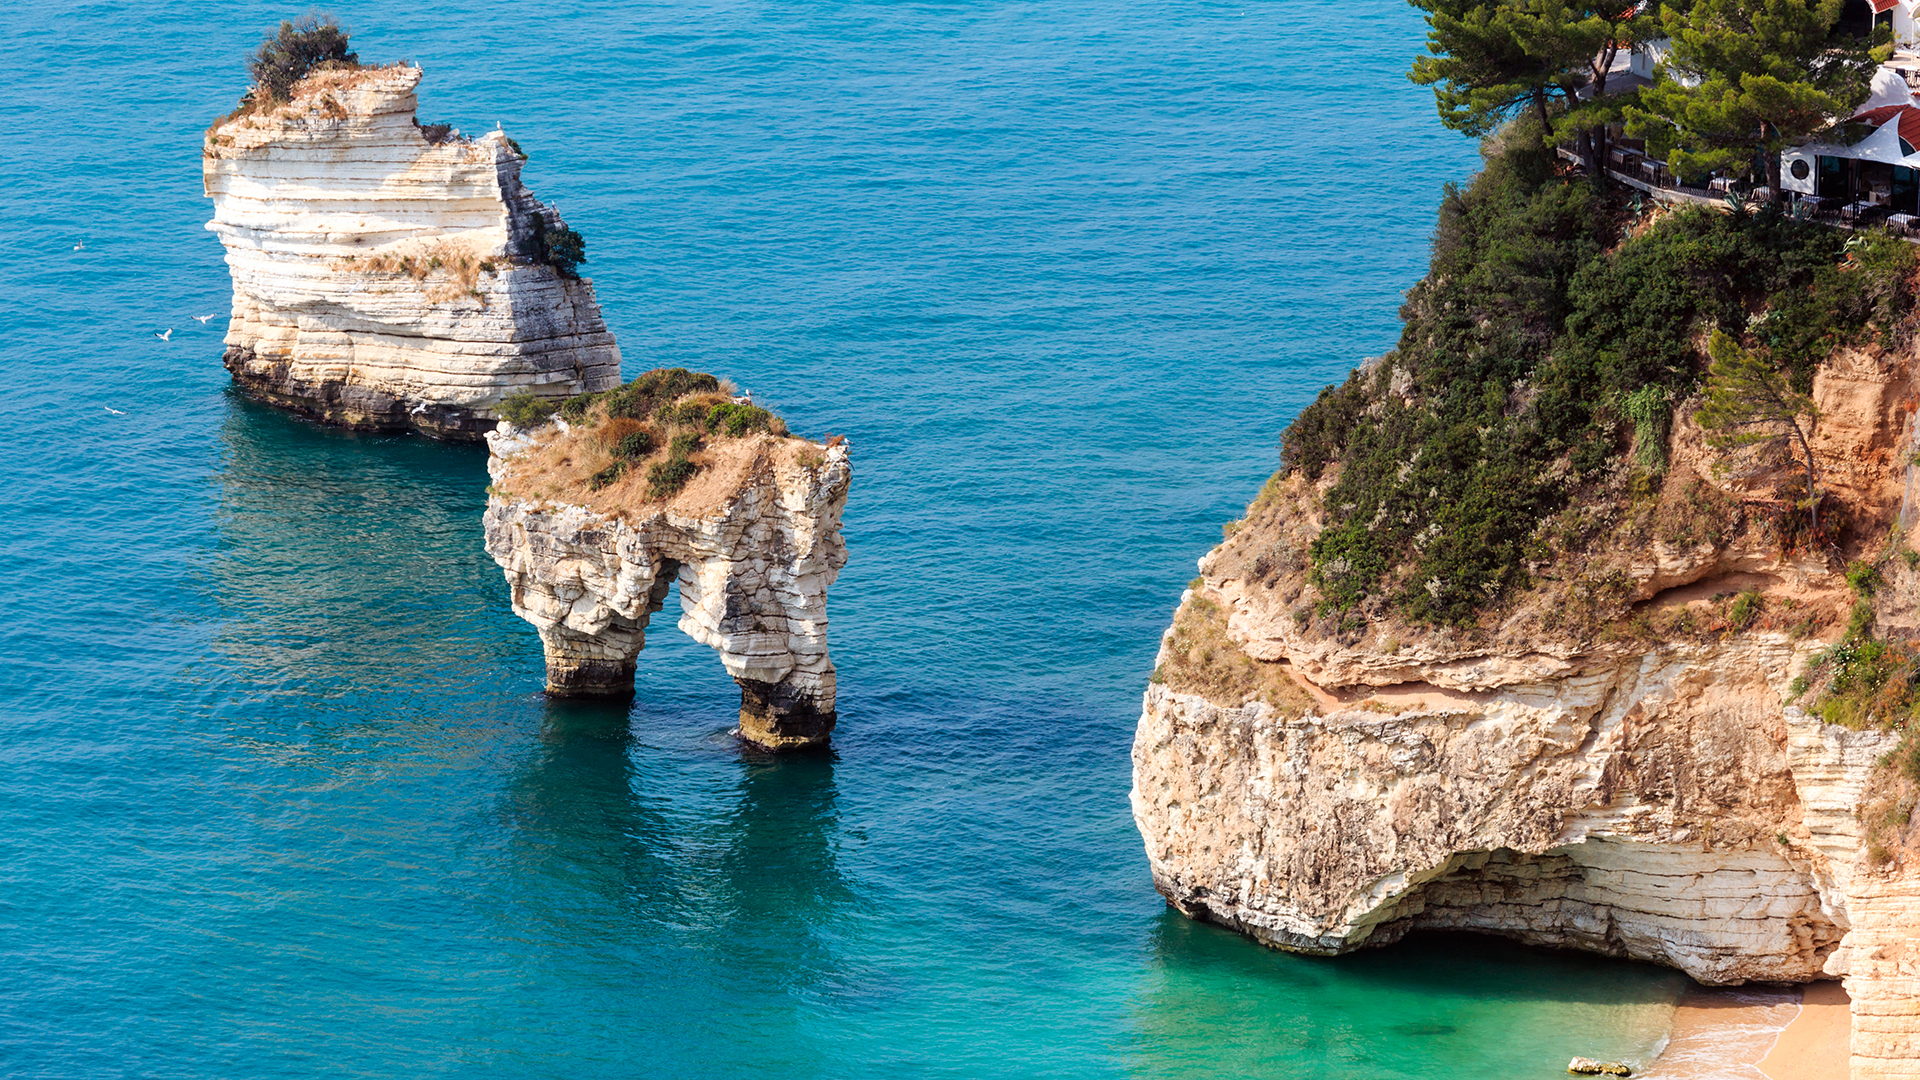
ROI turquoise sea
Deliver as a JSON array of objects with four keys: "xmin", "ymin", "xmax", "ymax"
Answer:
[{"xmin": 1, "ymin": 2, "xmax": 1695, "ymax": 1076}]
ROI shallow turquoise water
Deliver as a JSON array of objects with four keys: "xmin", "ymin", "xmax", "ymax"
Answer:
[{"xmin": 0, "ymin": 2, "xmax": 1689, "ymax": 1076}]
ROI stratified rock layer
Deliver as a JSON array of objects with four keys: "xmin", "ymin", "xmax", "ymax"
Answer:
[
  {"xmin": 203, "ymin": 65, "xmax": 620, "ymax": 438},
  {"xmin": 482, "ymin": 423, "xmax": 850, "ymax": 750}
]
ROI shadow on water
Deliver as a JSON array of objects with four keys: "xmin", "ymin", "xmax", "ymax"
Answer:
[
  {"xmin": 1122, "ymin": 912, "xmax": 1686, "ymax": 1080},
  {"xmin": 496, "ymin": 695, "xmax": 686, "ymax": 929},
  {"xmin": 717, "ymin": 745, "xmax": 856, "ymax": 976},
  {"xmin": 484, "ymin": 697, "xmax": 856, "ymax": 1076}
]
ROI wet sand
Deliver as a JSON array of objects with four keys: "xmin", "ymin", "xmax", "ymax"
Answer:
[
  {"xmin": 1636, "ymin": 983, "xmax": 1849, "ymax": 1080},
  {"xmin": 1639, "ymin": 985, "xmax": 1800, "ymax": 1079}
]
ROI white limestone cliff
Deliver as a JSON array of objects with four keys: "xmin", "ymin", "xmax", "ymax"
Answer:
[
  {"xmin": 481, "ymin": 418, "xmax": 851, "ymax": 751},
  {"xmin": 1133, "ymin": 349, "xmax": 1920, "ymax": 1078},
  {"xmin": 203, "ymin": 64, "xmax": 620, "ymax": 437}
]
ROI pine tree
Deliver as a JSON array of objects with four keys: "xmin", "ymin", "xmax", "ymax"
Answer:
[
  {"xmin": 1696, "ymin": 329, "xmax": 1822, "ymax": 532},
  {"xmin": 1628, "ymin": 0, "xmax": 1882, "ymax": 201},
  {"xmin": 1408, "ymin": 0, "xmax": 1658, "ymax": 176}
]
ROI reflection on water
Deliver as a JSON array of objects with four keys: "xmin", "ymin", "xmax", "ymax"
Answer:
[
  {"xmin": 497, "ymin": 696, "xmax": 687, "ymax": 932},
  {"xmin": 1128, "ymin": 916, "xmax": 1686, "ymax": 1080},
  {"xmin": 490, "ymin": 698, "xmax": 855, "ymax": 1075},
  {"xmin": 717, "ymin": 748, "xmax": 855, "ymax": 994},
  {"xmin": 193, "ymin": 395, "xmax": 528, "ymax": 739}
]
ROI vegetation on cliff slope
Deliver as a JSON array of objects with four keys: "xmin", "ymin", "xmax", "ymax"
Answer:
[{"xmin": 1279, "ymin": 131, "xmax": 1914, "ymax": 627}]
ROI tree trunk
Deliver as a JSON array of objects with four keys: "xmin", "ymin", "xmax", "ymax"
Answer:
[
  {"xmin": 1789, "ymin": 418, "xmax": 1820, "ymax": 537},
  {"xmin": 1534, "ymin": 89, "xmax": 1550, "ymax": 135},
  {"xmin": 1762, "ymin": 122, "xmax": 1783, "ymax": 203},
  {"xmin": 1587, "ymin": 45, "xmax": 1617, "ymax": 186}
]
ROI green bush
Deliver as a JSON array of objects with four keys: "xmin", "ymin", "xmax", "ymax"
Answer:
[
  {"xmin": 601, "ymin": 368, "xmax": 720, "ymax": 421},
  {"xmin": 560, "ymin": 391, "xmax": 603, "ymax": 422},
  {"xmin": 614, "ymin": 429, "xmax": 654, "ymax": 459},
  {"xmin": 1849, "ymin": 559, "xmax": 1884, "ymax": 597},
  {"xmin": 655, "ymin": 400, "xmax": 711, "ymax": 426},
  {"xmin": 496, "ymin": 390, "xmax": 555, "ymax": 428},
  {"xmin": 648, "ymin": 456, "xmax": 696, "ymax": 499},
  {"xmin": 669, "ymin": 431, "xmax": 702, "ymax": 457},
  {"xmin": 528, "ymin": 212, "xmax": 586, "ymax": 279},
  {"xmin": 587, "ymin": 460, "xmax": 626, "ymax": 491},
  {"xmin": 706, "ymin": 402, "xmax": 773, "ymax": 436},
  {"xmin": 1728, "ymin": 588, "xmax": 1763, "ymax": 629},
  {"xmin": 248, "ymin": 15, "xmax": 357, "ymax": 103},
  {"xmin": 1280, "ymin": 371, "xmax": 1366, "ymax": 480}
]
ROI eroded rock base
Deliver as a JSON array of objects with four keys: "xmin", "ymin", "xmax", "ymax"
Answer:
[
  {"xmin": 544, "ymin": 659, "xmax": 639, "ymax": 697},
  {"xmin": 737, "ymin": 678, "xmax": 836, "ymax": 751},
  {"xmin": 225, "ymin": 347, "xmax": 492, "ymax": 439}
]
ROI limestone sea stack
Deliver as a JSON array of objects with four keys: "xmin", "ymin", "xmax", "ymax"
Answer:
[
  {"xmin": 1132, "ymin": 347, "xmax": 1920, "ymax": 1078},
  {"xmin": 203, "ymin": 64, "xmax": 620, "ymax": 438},
  {"xmin": 482, "ymin": 369, "xmax": 850, "ymax": 751}
]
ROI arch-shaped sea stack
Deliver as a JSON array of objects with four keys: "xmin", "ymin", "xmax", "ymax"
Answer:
[
  {"xmin": 482, "ymin": 373, "xmax": 850, "ymax": 751},
  {"xmin": 203, "ymin": 64, "xmax": 620, "ymax": 438}
]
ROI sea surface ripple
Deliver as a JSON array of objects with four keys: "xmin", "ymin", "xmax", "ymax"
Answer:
[{"xmin": 0, "ymin": 1, "xmax": 1686, "ymax": 1076}]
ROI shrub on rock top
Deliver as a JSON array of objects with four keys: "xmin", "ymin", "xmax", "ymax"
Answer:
[{"xmin": 249, "ymin": 15, "xmax": 357, "ymax": 103}]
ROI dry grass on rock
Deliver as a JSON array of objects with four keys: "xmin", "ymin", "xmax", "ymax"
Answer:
[
  {"xmin": 1153, "ymin": 590, "xmax": 1315, "ymax": 717},
  {"xmin": 491, "ymin": 374, "xmax": 831, "ymax": 521}
]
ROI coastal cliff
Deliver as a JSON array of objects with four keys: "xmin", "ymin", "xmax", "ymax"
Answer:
[
  {"xmin": 1132, "ymin": 144, "xmax": 1920, "ymax": 1078},
  {"xmin": 1135, "ymin": 355, "xmax": 1920, "ymax": 1078},
  {"xmin": 203, "ymin": 64, "xmax": 620, "ymax": 438},
  {"xmin": 482, "ymin": 370, "xmax": 850, "ymax": 751}
]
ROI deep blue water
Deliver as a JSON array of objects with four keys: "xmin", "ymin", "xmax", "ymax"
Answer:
[{"xmin": 0, "ymin": 2, "xmax": 1690, "ymax": 1077}]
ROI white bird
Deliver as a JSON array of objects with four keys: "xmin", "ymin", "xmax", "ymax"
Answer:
[
  {"xmin": 103, "ymin": 407, "xmax": 125, "ymax": 416},
  {"xmin": 192, "ymin": 313, "xmax": 217, "ymax": 324},
  {"xmin": 72, "ymin": 241, "xmax": 84, "ymax": 251},
  {"xmin": 154, "ymin": 329, "xmax": 172, "ymax": 342},
  {"xmin": 408, "ymin": 402, "xmax": 428, "ymax": 416}
]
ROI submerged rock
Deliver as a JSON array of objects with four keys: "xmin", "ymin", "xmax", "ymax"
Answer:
[
  {"xmin": 482, "ymin": 373, "xmax": 849, "ymax": 750},
  {"xmin": 1566, "ymin": 1059, "xmax": 1631, "ymax": 1077},
  {"xmin": 202, "ymin": 64, "xmax": 620, "ymax": 438}
]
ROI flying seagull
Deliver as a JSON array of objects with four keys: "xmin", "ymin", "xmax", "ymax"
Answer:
[
  {"xmin": 408, "ymin": 402, "xmax": 428, "ymax": 416},
  {"xmin": 154, "ymin": 329, "xmax": 172, "ymax": 341},
  {"xmin": 103, "ymin": 407, "xmax": 125, "ymax": 416},
  {"xmin": 192, "ymin": 313, "xmax": 217, "ymax": 324}
]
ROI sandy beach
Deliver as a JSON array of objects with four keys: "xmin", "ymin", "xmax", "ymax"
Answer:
[
  {"xmin": 1759, "ymin": 983, "xmax": 1851, "ymax": 1080},
  {"xmin": 1637, "ymin": 982, "xmax": 1850, "ymax": 1080}
]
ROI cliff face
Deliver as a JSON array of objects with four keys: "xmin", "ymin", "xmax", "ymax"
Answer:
[
  {"xmin": 203, "ymin": 65, "xmax": 620, "ymax": 438},
  {"xmin": 482, "ymin": 404, "xmax": 851, "ymax": 751},
  {"xmin": 1133, "ymin": 347, "xmax": 1920, "ymax": 1078}
]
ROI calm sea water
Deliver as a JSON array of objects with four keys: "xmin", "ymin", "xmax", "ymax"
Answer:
[{"xmin": 0, "ymin": 2, "xmax": 1691, "ymax": 1076}]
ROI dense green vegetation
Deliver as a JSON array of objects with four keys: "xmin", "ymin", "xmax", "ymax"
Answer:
[
  {"xmin": 248, "ymin": 15, "xmax": 357, "ymax": 103},
  {"xmin": 1629, "ymin": 0, "xmax": 1882, "ymax": 200},
  {"xmin": 1280, "ymin": 135, "xmax": 1914, "ymax": 626},
  {"xmin": 529, "ymin": 213, "xmax": 587, "ymax": 279}
]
